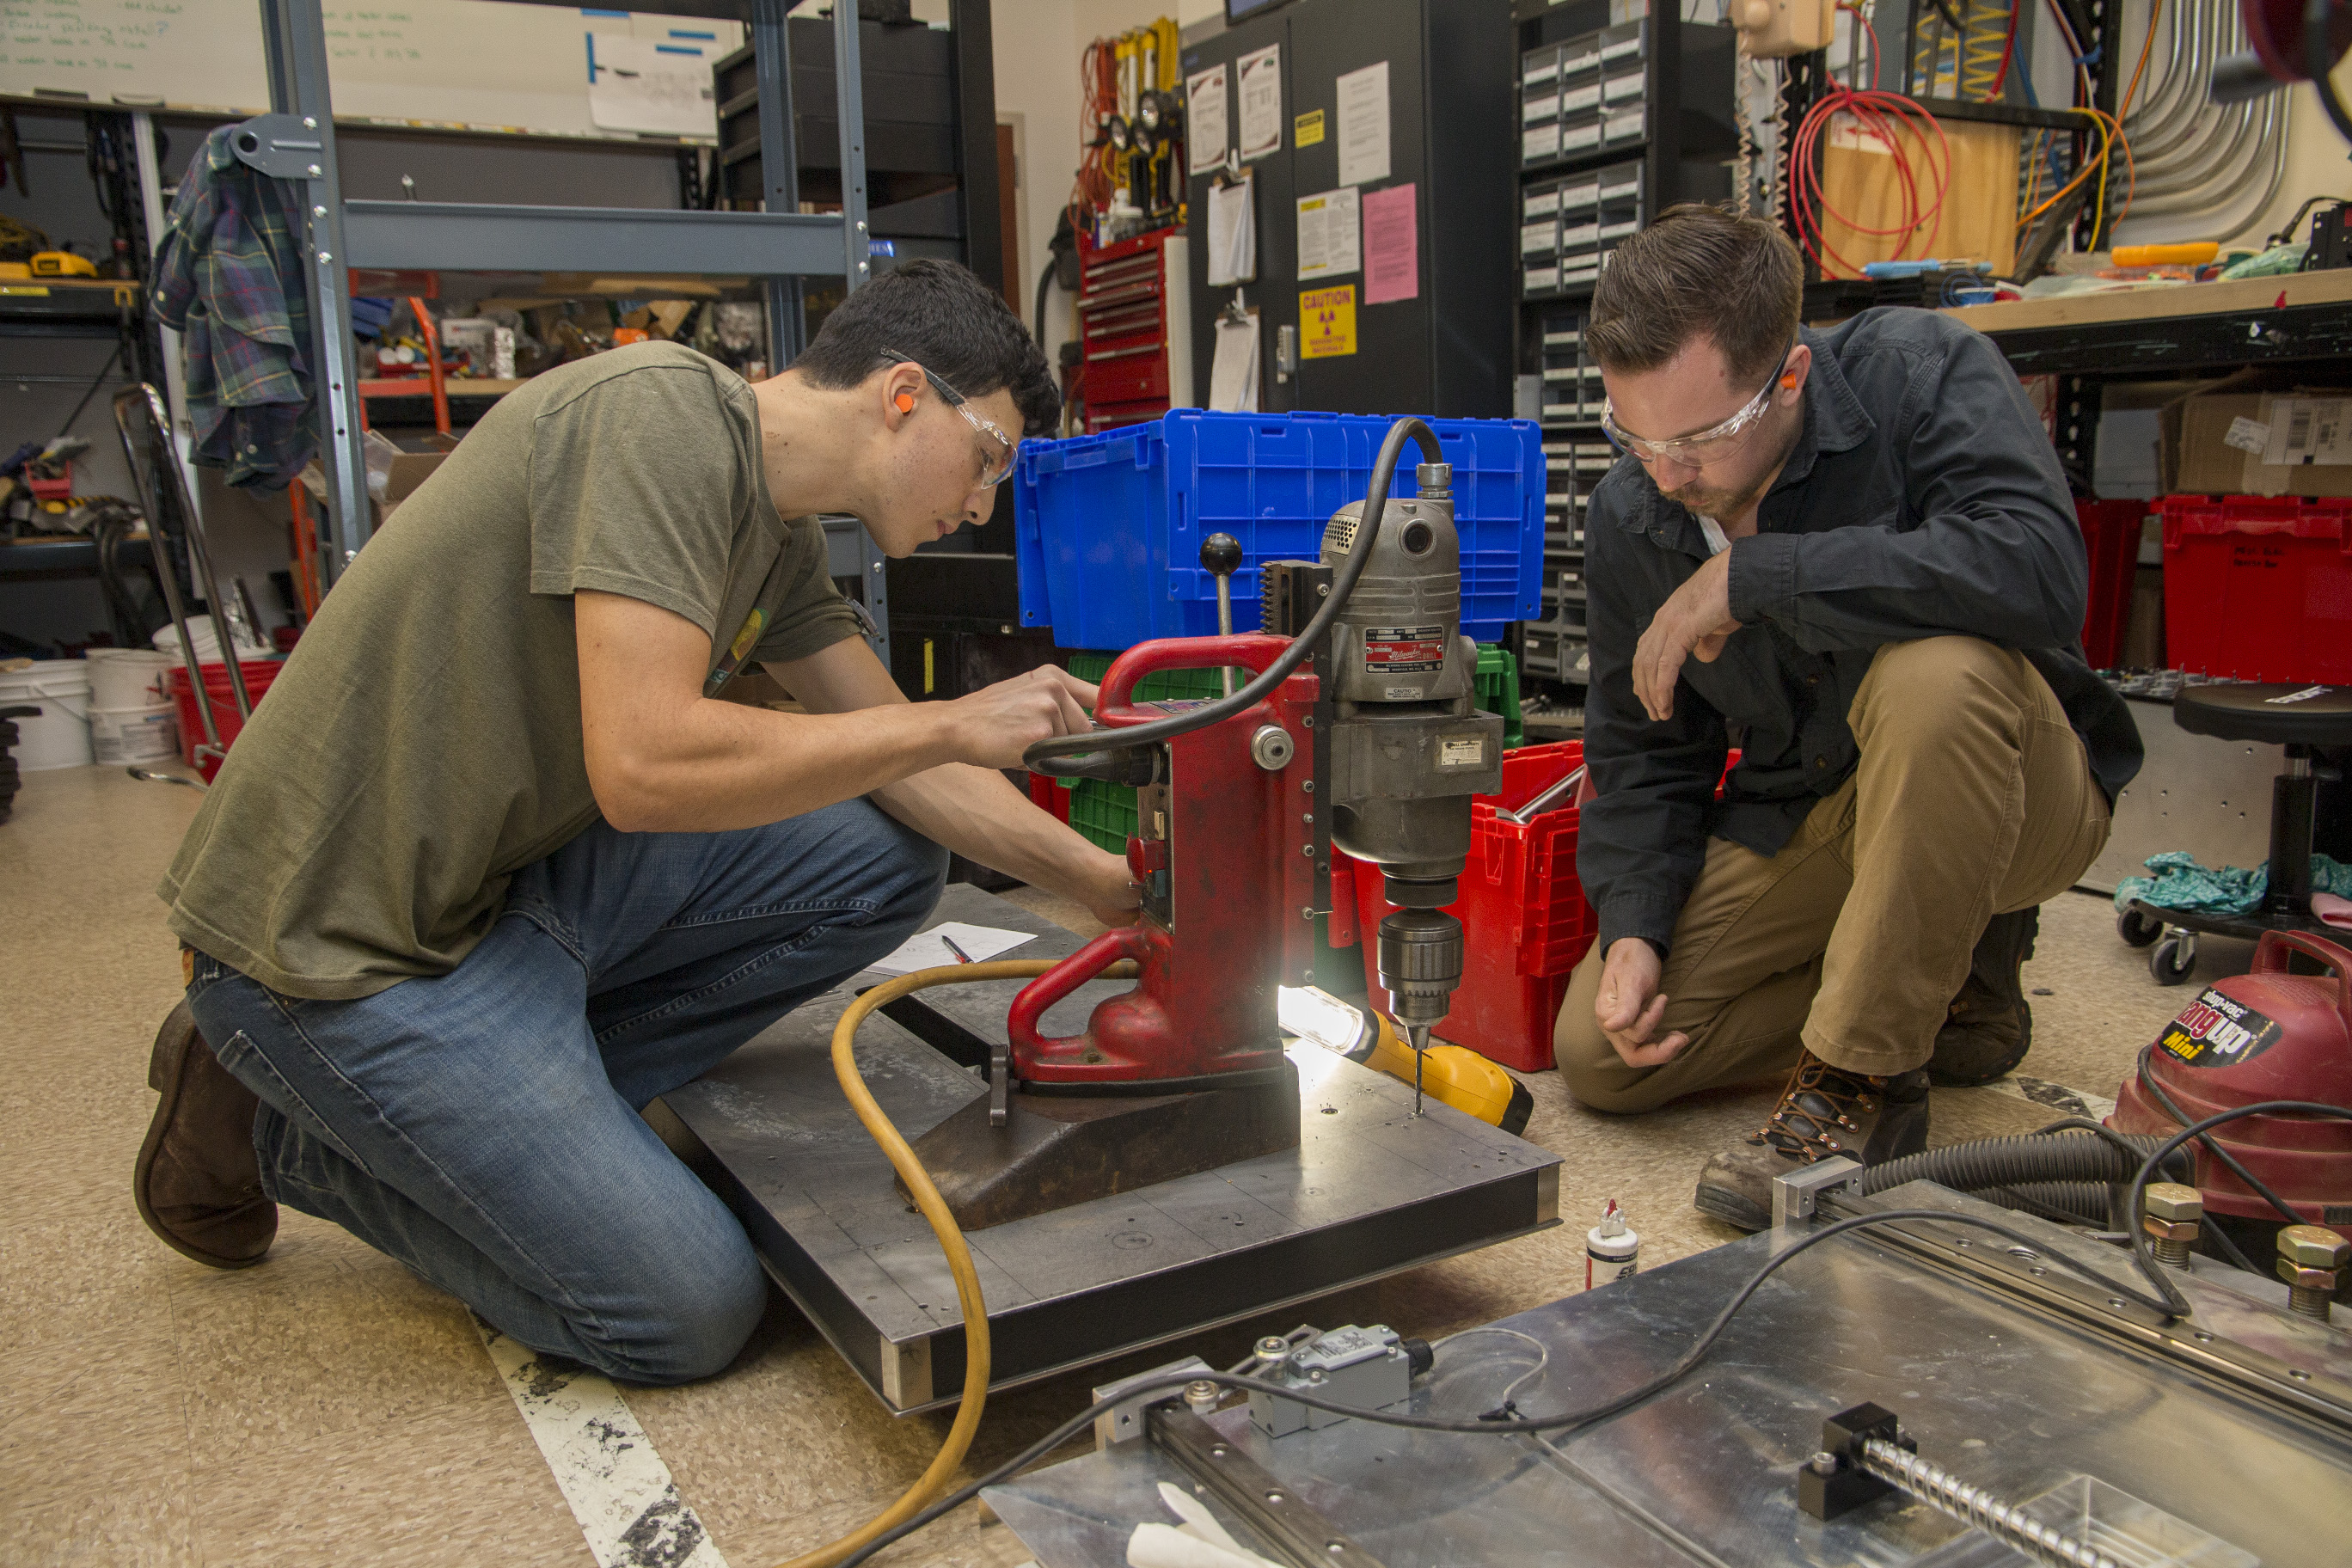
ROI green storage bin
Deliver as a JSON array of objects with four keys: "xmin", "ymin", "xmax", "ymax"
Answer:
[
  {"xmin": 1066, "ymin": 652, "xmax": 1230, "ymax": 704},
  {"xmin": 1066, "ymin": 775, "xmax": 1140, "ymax": 854},
  {"xmin": 1475, "ymin": 644, "xmax": 1524, "ymax": 748}
]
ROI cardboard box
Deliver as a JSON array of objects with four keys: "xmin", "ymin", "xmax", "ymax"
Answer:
[{"xmin": 2161, "ymin": 374, "xmax": 2352, "ymax": 498}]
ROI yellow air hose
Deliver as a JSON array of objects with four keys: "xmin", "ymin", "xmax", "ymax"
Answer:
[{"xmin": 777, "ymin": 955, "xmax": 1136, "ymax": 1568}]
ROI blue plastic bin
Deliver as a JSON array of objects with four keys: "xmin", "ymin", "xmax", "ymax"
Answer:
[{"xmin": 1012, "ymin": 410, "xmax": 1545, "ymax": 647}]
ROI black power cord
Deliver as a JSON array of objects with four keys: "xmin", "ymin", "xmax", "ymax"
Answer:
[
  {"xmin": 2134, "ymin": 1049, "xmax": 2316, "ymax": 1229},
  {"xmin": 2121, "ymin": 1098, "xmax": 2352, "ymax": 1318},
  {"xmin": 836, "ymin": 1204, "xmax": 2196, "ymax": 1567},
  {"xmin": 1021, "ymin": 416, "xmax": 1443, "ymax": 778}
]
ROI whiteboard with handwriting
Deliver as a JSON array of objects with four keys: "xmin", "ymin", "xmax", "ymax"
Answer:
[{"xmin": 0, "ymin": 2, "xmax": 743, "ymax": 140}]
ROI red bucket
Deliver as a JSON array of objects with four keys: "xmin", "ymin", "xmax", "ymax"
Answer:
[{"xmin": 167, "ymin": 658, "xmax": 284, "ymax": 781}]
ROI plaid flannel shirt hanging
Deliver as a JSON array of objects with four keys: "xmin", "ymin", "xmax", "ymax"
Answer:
[{"xmin": 150, "ymin": 126, "xmax": 317, "ymax": 491}]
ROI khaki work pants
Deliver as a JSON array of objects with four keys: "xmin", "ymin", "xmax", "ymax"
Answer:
[{"xmin": 1553, "ymin": 637, "xmax": 2112, "ymax": 1114}]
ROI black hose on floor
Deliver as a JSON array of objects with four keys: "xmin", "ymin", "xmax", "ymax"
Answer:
[{"xmin": 1862, "ymin": 1130, "xmax": 2187, "ymax": 1197}]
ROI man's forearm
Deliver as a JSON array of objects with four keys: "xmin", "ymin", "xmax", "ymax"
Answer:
[
  {"xmin": 871, "ymin": 762, "xmax": 1129, "ymax": 911},
  {"xmin": 591, "ymin": 697, "xmax": 964, "ymax": 833}
]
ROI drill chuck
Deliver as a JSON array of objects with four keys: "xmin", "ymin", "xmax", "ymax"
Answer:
[{"xmin": 1377, "ymin": 907, "xmax": 1465, "ymax": 1028}]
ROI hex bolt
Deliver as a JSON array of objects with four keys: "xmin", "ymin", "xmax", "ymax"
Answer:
[
  {"xmin": 1184, "ymin": 1379, "xmax": 1221, "ymax": 1413},
  {"xmin": 2276, "ymin": 1224, "xmax": 2349, "ymax": 1320},
  {"xmin": 2142, "ymin": 1182, "xmax": 2202, "ymax": 1270}
]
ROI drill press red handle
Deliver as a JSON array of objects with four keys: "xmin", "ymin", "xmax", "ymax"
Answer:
[
  {"xmin": 1006, "ymin": 924, "xmax": 1153, "ymax": 1056},
  {"xmin": 1097, "ymin": 634, "xmax": 1294, "ymax": 717}
]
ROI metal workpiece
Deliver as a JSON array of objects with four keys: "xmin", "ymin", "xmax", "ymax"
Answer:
[
  {"xmin": 662, "ymin": 886, "xmax": 1561, "ymax": 1414},
  {"xmin": 1248, "ymin": 1325, "xmax": 1418, "ymax": 1439},
  {"xmin": 988, "ymin": 1183, "xmax": 2352, "ymax": 1568},
  {"xmin": 2277, "ymin": 1224, "xmax": 2349, "ymax": 1321},
  {"xmin": 2141, "ymin": 1182, "xmax": 2203, "ymax": 1271}
]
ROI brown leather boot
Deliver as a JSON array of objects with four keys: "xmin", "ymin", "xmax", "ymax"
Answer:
[
  {"xmin": 1694, "ymin": 1050, "xmax": 1931, "ymax": 1231},
  {"xmin": 134, "ymin": 1000, "xmax": 276, "ymax": 1268}
]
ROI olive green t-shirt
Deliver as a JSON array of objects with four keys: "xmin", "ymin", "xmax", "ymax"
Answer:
[{"xmin": 160, "ymin": 342, "xmax": 862, "ymax": 1000}]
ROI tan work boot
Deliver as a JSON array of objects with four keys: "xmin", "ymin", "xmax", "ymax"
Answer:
[
  {"xmin": 134, "ymin": 1000, "xmax": 276, "ymax": 1268},
  {"xmin": 1927, "ymin": 906, "xmax": 2038, "ymax": 1087},
  {"xmin": 1694, "ymin": 1050, "xmax": 1931, "ymax": 1231}
]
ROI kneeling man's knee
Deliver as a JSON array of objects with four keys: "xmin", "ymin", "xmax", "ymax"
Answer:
[{"xmin": 594, "ymin": 1236, "xmax": 768, "ymax": 1387}]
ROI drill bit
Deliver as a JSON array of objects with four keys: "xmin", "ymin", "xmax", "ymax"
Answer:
[{"xmin": 1407, "ymin": 1023, "xmax": 1430, "ymax": 1116}]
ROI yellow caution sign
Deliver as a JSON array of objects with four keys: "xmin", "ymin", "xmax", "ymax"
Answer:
[
  {"xmin": 1295, "ymin": 108, "xmax": 1325, "ymax": 147},
  {"xmin": 1300, "ymin": 285, "xmax": 1357, "ymax": 359}
]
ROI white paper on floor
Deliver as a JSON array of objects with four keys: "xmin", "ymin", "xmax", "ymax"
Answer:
[
  {"xmin": 868, "ymin": 921, "xmax": 1037, "ymax": 976},
  {"xmin": 476, "ymin": 1317, "xmax": 730, "ymax": 1568}
]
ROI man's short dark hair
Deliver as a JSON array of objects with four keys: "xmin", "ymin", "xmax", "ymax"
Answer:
[
  {"xmin": 793, "ymin": 258, "xmax": 1061, "ymax": 438},
  {"xmin": 1587, "ymin": 205, "xmax": 1803, "ymax": 386}
]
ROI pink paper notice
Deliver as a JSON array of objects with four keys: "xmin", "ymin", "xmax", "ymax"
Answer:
[{"xmin": 1362, "ymin": 183, "xmax": 1418, "ymax": 305}]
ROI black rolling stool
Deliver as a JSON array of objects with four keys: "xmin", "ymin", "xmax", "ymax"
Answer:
[{"xmin": 2117, "ymin": 683, "xmax": 2352, "ymax": 984}]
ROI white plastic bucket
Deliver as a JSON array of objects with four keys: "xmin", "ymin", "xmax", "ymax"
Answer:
[
  {"xmin": 90, "ymin": 700, "xmax": 179, "ymax": 764},
  {"xmin": 85, "ymin": 648, "xmax": 177, "ymax": 708},
  {"xmin": 0, "ymin": 662, "xmax": 95, "ymax": 770}
]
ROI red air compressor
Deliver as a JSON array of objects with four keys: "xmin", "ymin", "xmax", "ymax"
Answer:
[{"xmin": 2111, "ymin": 931, "xmax": 2352, "ymax": 1246}]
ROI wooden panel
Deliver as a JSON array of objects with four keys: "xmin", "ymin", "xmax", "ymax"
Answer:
[
  {"xmin": 1815, "ymin": 114, "xmax": 2017, "ymax": 279},
  {"xmin": 1944, "ymin": 266, "xmax": 2352, "ymax": 334}
]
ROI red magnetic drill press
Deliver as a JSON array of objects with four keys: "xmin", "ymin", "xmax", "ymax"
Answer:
[{"xmin": 905, "ymin": 420, "xmax": 1505, "ymax": 1229}]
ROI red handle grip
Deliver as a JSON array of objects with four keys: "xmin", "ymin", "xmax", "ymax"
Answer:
[
  {"xmin": 2252, "ymin": 929, "xmax": 2352, "ymax": 1031},
  {"xmin": 1099, "ymin": 634, "xmax": 1296, "ymax": 719},
  {"xmin": 1007, "ymin": 925, "xmax": 1151, "ymax": 1057}
]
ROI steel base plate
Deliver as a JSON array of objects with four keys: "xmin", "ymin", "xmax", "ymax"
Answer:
[{"xmin": 659, "ymin": 886, "xmax": 1563, "ymax": 1413}]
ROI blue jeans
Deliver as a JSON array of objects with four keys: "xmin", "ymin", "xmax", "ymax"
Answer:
[{"xmin": 185, "ymin": 800, "xmax": 946, "ymax": 1385}]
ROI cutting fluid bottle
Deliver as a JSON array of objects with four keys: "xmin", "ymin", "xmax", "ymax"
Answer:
[{"xmin": 1585, "ymin": 1198, "xmax": 1638, "ymax": 1289}]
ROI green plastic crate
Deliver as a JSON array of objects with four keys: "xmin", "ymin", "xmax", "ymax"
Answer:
[
  {"xmin": 1065, "ymin": 652, "xmax": 1230, "ymax": 704},
  {"xmin": 1476, "ymin": 644, "xmax": 1524, "ymax": 748},
  {"xmin": 1048, "ymin": 645, "xmax": 1523, "ymax": 853},
  {"xmin": 1066, "ymin": 775, "xmax": 1140, "ymax": 854}
]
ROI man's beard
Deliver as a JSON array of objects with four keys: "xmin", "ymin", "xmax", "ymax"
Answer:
[{"xmin": 1659, "ymin": 419, "xmax": 1802, "ymax": 522}]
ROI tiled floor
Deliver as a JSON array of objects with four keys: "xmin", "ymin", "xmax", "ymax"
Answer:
[{"xmin": 2, "ymin": 763, "xmax": 2229, "ymax": 1566}]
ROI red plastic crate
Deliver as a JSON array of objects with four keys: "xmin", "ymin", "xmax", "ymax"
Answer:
[
  {"xmin": 1342, "ymin": 741, "xmax": 1742, "ymax": 1073},
  {"xmin": 2074, "ymin": 498, "xmax": 2146, "ymax": 668},
  {"xmin": 167, "ymin": 658, "xmax": 284, "ymax": 781},
  {"xmin": 2159, "ymin": 494, "xmax": 2352, "ymax": 683},
  {"xmin": 1346, "ymin": 740, "xmax": 1594, "ymax": 1073},
  {"xmin": 1026, "ymin": 770, "xmax": 1073, "ymax": 826}
]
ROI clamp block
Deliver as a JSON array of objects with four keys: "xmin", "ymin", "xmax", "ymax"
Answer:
[{"xmin": 1797, "ymin": 1401, "xmax": 1912, "ymax": 1521}]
